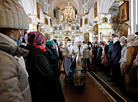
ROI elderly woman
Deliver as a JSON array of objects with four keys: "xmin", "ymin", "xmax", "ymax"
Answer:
[
  {"xmin": 118, "ymin": 36, "xmax": 127, "ymax": 92},
  {"xmin": 0, "ymin": 0, "xmax": 31, "ymax": 102},
  {"xmin": 124, "ymin": 34, "xmax": 138, "ymax": 94},
  {"xmin": 25, "ymin": 31, "xmax": 61, "ymax": 102},
  {"xmin": 119, "ymin": 36, "xmax": 127, "ymax": 76},
  {"xmin": 111, "ymin": 37, "xmax": 122, "ymax": 86}
]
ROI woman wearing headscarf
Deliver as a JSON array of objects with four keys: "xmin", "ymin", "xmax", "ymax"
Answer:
[
  {"xmin": 119, "ymin": 36, "xmax": 127, "ymax": 92},
  {"xmin": 111, "ymin": 37, "xmax": 122, "ymax": 86},
  {"xmin": 0, "ymin": 0, "xmax": 31, "ymax": 101},
  {"xmin": 124, "ymin": 34, "xmax": 138, "ymax": 94},
  {"xmin": 45, "ymin": 40, "xmax": 65, "ymax": 102},
  {"xmin": 25, "ymin": 31, "xmax": 61, "ymax": 102}
]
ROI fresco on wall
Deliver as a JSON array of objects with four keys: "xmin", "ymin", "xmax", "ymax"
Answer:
[
  {"xmin": 85, "ymin": 18, "xmax": 88, "ymax": 25},
  {"xmin": 59, "ymin": 25, "xmax": 62, "ymax": 30},
  {"xmin": 118, "ymin": 23, "xmax": 130, "ymax": 37},
  {"xmin": 45, "ymin": 18, "xmax": 48, "ymax": 25},
  {"xmin": 94, "ymin": 24, "xmax": 98, "ymax": 35},
  {"xmin": 44, "ymin": 33, "xmax": 50, "ymax": 40},
  {"xmin": 84, "ymin": 33, "xmax": 89, "ymax": 42},
  {"xmin": 71, "ymin": 25, "xmax": 75, "ymax": 30},
  {"xmin": 94, "ymin": 37, "xmax": 98, "ymax": 42}
]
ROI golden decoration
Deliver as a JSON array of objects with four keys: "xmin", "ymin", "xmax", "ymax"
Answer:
[
  {"xmin": 84, "ymin": 18, "xmax": 88, "ymax": 25},
  {"xmin": 102, "ymin": 17, "xmax": 108, "ymax": 23},
  {"xmin": 45, "ymin": 18, "xmax": 48, "ymax": 25}
]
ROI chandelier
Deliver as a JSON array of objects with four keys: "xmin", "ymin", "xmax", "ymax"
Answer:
[{"xmin": 61, "ymin": 0, "xmax": 79, "ymax": 33}]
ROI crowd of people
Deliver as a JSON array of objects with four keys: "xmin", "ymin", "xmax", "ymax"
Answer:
[
  {"xmin": 0, "ymin": 0, "xmax": 138, "ymax": 102},
  {"xmin": 0, "ymin": 1, "xmax": 65, "ymax": 102},
  {"xmin": 90, "ymin": 33, "xmax": 138, "ymax": 99}
]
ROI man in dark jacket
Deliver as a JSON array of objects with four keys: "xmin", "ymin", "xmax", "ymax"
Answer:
[{"xmin": 111, "ymin": 37, "xmax": 122, "ymax": 86}]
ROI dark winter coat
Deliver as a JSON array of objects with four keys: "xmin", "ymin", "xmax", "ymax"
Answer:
[
  {"xmin": 111, "ymin": 41, "xmax": 122, "ymax": 67},
  {"xmin": 25, "ymin": 45, "xmax": 61, "ymax": 102},
  {"xmin": 108, "ymin": 41, "xmax": 113, "ymax": 60},
  {"xmin": 45, "ymin": 47, "xmax": 65, "ymax": 102}
]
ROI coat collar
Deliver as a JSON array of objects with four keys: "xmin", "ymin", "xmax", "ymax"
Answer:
[{"xmin": 0, "ymin": 33, "xmax": 29, "ymax": 57}]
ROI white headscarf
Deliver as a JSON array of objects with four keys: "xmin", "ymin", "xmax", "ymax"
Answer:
[
  {"xmin": 119, "ymin": 36, "xmax": 127, "ymax": 43},
  {"xmin": 127, "ymin": 34, "xmax": 138, "ymax": 48},
  {"xmin": 113, "ymin": 37, "xmax": 119, "ymax": 44}
]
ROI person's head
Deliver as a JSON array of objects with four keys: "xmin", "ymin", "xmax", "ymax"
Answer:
[
  {"xmin": 88, "ymin": 42, "xmax": 92, "ymax": 47},
  {"xmin": 46, "ymin": 40, "xmax": 54, "ymax": 49},
  {"xmin": 76, "ymin": 41, "xmax": 82, "ymax": 47},
  {"xmin": 127, "ymin": 34, "xmax": 138, "ymax": 47},
  {"xmin": 83, "ymin": 41, "xmax": 85, "ymax": 45},
  {"xmin": 53, "ymin": 39, "xmax": 57, "ymax": 45},
  {"xmin": 0, "ymin": 0, "xmax": 29, "ymax": 46},
  {"xmin": 25, "ymin": 31, "xmax": 45, "ymax": 46},
  {"xmin": 113, "ymin": 37, "xmax": 119, "ymax": 44},
  {"xmin": 75, "ymin": 36, "xmax": 82, "ymax": 47},
  {"xmin": 135, "ymin": 32, "xmax": 138, "ymax": 36},
  {"xmin": 67, "ymin": 39, "xmax": 71, "ymax": 46},
  {"xmin": 101, "ymin": 43, "xmax": 105, "ymax": 48},
  {"xmin": 111, "ymin": 34, "xmax": 116, "ymax": 40},
  {"xmin": 119, "ymin": 36, "xmax": 127, "ymax": 46}
]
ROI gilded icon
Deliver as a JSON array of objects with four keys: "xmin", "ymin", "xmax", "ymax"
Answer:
[
  {"xmin": 119, "ymin": 1, "xmax": 129, "ymax": 23},
  {"xmin": 103, "ymin": 17, "xmax": 108, "ymax": 23},
  {"xmin": 118, "ymin": 23, "xmax": 130, "ymax": 37},
  {"xmin": 84, "ymin": 18, "xmax": 88, "ymax": 25},
  {"xmin": 84, "ymin": 33, "xmax": 89, "ymax": 42},
  {"xmin": 45, "ymin": 18, "xmax": 48, "ymax": 25}
]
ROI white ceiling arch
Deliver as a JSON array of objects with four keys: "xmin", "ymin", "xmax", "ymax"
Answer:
[
  {"xmin": 51, "ymin": 0, "xmax": 79, "ymax": 11},
  {"xmin": 99, "ymin": 0, "xmax": 117, "ymax": 14}
]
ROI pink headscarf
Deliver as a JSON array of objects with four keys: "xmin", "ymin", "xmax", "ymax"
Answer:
[{"xmin": 24, "ymin": 31, "xmax": 45, "ymax": 45}]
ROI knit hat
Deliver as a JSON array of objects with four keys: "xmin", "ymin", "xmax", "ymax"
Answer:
[
  {"xmin": 0, "ymin": 0, "xmax": 29, "ymax": 30},
  {"xmin": 46, "ymin": 40, "xmax": 53, "ymax": 48},
  {"xmin": 119, "ymin": 36, "xmax": 127, "ymax": 43},
  {"xmin": 113, "ymin": 37, "xmax": 119, "ymax": 44}
]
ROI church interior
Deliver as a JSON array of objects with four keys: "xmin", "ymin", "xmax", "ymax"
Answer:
[{"xmin": 0, "ymin": 0, "xmax": 138, "ymax": 102}]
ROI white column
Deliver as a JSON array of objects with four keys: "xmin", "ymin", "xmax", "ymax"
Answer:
[
  {"xmin": 136, "ymin": 0, "xmax": 138, "ymax": 32},
  {"xmin": 98, "ymin": 34, "xmax": 100, "ymax": 42},
  {"xmin": 131, "ymin": 0, "xmax": 134, "ymax": 34},
  {"xmin": 89, "ymin": 31, "xmax": 92, "ymax": 42}
]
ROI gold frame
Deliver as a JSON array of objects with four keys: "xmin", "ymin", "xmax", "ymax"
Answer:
[
  {"xmin": 102, "ymin": 17, "xmax": 108, "ymax": 23},
  {"xmin": 119, "ymin": 1, "xmax": 129, "ymax": 24},
  {"xmin": 84, "ymin": 33, "xmax": 89, "ymax": 43},
  {"xmin": 45, "ymin": 18, "xmax": 48, "ymax": 25},
  {"xmin": 118, "ymin": 23, "xmax": 130, "ymax": 37},
  {"xmin": 37, "ymin": 2, "xmax": 40, "ymax": 19},
  {"xmin": 84, "ymin": 18, "xmax": 88, "ymax": 25}
]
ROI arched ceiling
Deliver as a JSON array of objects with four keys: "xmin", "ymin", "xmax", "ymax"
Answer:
[
  {"xmin": 108, "ymin": 1, "xmax": 119, "ymax": 14},
  {"xmin": 49, "ymin": 0, "xmax": 83, "ymax": 15}
]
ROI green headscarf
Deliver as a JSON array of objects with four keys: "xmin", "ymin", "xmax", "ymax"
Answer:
[{"xmin": 46, "ymin": 40, "xmax": 53, "ymax": 47}]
